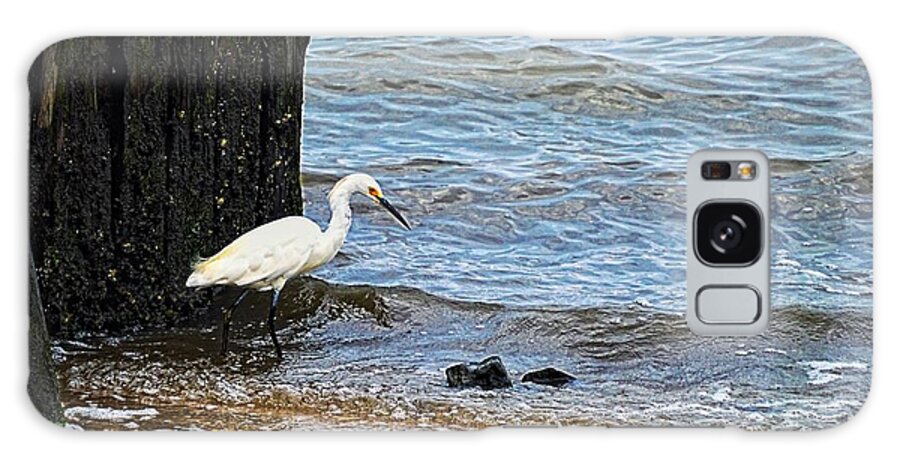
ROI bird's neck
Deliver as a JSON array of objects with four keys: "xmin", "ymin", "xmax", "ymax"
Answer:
[{"xmin": 325, "ymin": 192, "xmax": 353, "ymax": 241}]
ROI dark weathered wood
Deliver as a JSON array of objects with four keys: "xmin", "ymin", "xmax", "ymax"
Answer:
[
  {"xmin": 29, "ymin": 37, "xmax": 309, "ymax": 335},
  {"xmin": 28, "ymin": 253, "xmax": 62, "ymax": 423}
]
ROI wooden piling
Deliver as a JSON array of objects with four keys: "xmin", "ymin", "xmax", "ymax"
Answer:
[{"xmin": 28, "ymin": 37, "xmax": 309, "ymax": 334}]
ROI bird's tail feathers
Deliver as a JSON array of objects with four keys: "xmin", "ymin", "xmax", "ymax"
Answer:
[
  {"xmin": 185, "ymin": 256, "xmax": 213, "ymax": 288},
  {"xmin": 190, "ymin": 253, "xmax": 208, "ymax": 269}
]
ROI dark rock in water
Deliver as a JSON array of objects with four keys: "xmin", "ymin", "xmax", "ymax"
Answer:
[
  {"xmin": 445, "ymin": 364, "xmax": 470, "ymax": 387},
  {"xmin": 521, "ymin": 367, "xmax": 576, "ymax": 387},
  {"xmin": 446, "ymin": 356, "xmax": 513, "ymax": 390}
]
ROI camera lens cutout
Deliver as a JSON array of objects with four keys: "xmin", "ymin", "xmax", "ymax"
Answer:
[
  {"xmin": 695, "ymin": 202, "xmax": 762, "ymax": 265},
  {"xmin": 710, "ymin": 217, "xmax": 744, "ymax": 251}
]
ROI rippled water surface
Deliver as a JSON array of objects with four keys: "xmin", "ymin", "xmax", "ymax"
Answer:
[{"xmin": 57, "ymin": 36, "xmax": 872, "ymax": 430}]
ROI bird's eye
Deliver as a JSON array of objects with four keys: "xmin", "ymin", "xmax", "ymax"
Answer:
[{"xmin": 368, "ymin": 187, "xmax": 380, "ymax": 198}]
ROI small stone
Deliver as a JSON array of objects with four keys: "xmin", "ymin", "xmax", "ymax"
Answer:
[
  {"xmin": 445, "ymin": 355, "xmax": 512, "ymax": 390},
  {"xmin": 521, "ymin": 367, "xmax": 576, "ymax": 387}
]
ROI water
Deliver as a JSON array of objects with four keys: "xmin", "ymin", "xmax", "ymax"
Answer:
[{"xmin": 55, "ymin": 36, "xmax": 872, "ymax": 430}]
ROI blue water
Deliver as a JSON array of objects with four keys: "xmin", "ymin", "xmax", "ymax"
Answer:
[{"xmin": 301, "ymin": 36, "xmax": 872, "ymax": 314}]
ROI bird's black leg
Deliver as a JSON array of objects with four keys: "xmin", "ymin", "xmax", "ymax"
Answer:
[
  {"xmin": 221, "ymin": 288, "xmax": 250, "ymax": 356},
  {"xmin": 268, "ymin": 288, "xmax": 284, "ymax": 359}
]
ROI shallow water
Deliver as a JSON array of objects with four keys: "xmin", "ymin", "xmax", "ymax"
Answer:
[
  {"xmin": 56, "ymin": 279, "xmax": 871, "ymax": 430},
  {"xmin": 56, "ymin": 36, "xmax": 872, "ymax": 430}
]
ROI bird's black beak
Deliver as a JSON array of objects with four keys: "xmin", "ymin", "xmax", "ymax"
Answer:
[{"xmin": 379, "ymin": 197, "xmax": 411, "ymax": 231}]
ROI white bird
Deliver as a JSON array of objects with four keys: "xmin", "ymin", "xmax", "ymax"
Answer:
[{"xmin": 186, "ymin": 173, "xmax": 411, "ymax": 358}]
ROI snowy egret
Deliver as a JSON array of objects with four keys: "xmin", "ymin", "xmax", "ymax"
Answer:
[{"xmin": 186, "ymin": 173, "xmax": 411, "ymax": 358}]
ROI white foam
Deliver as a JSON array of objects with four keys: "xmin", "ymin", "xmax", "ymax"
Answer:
[
  {"xmin": 64, "ymin": 406, "xmax": 159, "ymax": 422},
  {"xmin": 801, "ymin": 361, "xmax": 868, "ymax": 386},
  {"xmin": 774, "ymin": 258, "xmax": 801, "ymax": 268}
]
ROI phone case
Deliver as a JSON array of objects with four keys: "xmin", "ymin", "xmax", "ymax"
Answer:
[{"xmin": 28, "ymin": 36, "xmax": 872, "ymax": 430}]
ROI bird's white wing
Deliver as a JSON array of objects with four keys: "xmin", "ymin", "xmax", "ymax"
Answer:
[
  {"xmin": 187, "ymin": 216, "xmax": 321, "ymax": 288},
  {"xmin": 233, "ymin": 233, "xmax": 315, "ymax": 286}
]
